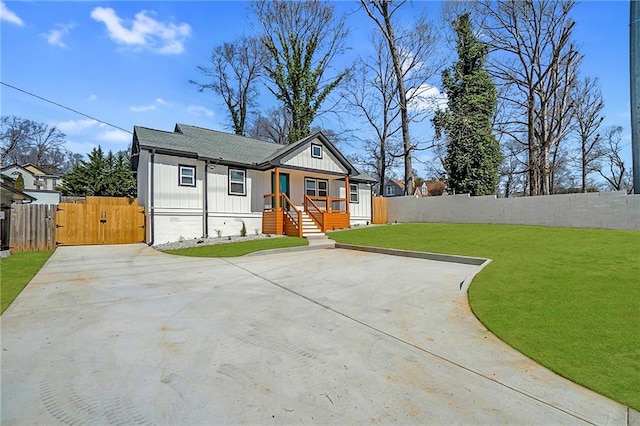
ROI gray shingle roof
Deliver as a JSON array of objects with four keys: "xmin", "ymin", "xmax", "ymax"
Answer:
[
  {"xmin": 134, "ymin": 124, "xmax": 282, "ymax": 165},
  {"xmin": 133, "ymin": 123, "xmax": 376, "ymax": 182}
]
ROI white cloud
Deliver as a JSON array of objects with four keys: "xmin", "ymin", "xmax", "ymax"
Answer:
[
  {"xmin": 43, "ymin": 24, "xmax": 74, "ymax": 48},
  {"xmin": 1, "ymin": 2, "xmax": 24, "ymax": 26},
  {"xmin": 97, "ymin": 129, "xmax": 131, "ymax": 144},
  {"xmin": 56, "ymin": 118, "xmax": 103, "ymax": 134},
  {"xmin": 88, "ymin": 94, "xmax": 98, "ymax": 101},
  {"xmin": 90, "ymin": 7, "xmax": 191, "ymax": 55},
  {"xmin": 187, "ymin": 105, "xmax": 214, "ymax": 118},
  {"xmin": 130, "ymin": 104, "xmax": 157, "ymax": 112},
  {"xmin": 408, "ymin": 84, "xmax": 448, "ymax": 113}
]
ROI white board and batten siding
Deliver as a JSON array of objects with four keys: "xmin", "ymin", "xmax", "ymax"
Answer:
[
  {"xmin": 152, "ymin": 154, "xmax": 203, "ymax": 210},
  {"xmin": 148, "ymin": 154, "xmax": 203, "ymax": 243},
  {"xmin": 144, "ymin": 157, "xmax": 270, "ymax": 243},
  {"xmin": 280, "ymin": 141, "xmax": 348, "ymax": 174},
  {"xmin": 339, "ymin": 183, "xmax": 373, "ymax": 225}
]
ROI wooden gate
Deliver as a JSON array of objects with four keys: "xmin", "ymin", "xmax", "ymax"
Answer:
[
  {"xmin": 372, "ymin": 196, "xmax": 388, "ymax": 224},
  {"xmin": 56, "ymin": 201, "xmax": 145, "ymax": 245}
]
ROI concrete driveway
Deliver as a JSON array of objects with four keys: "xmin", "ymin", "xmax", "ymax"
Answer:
[{"xmin": 0, "ymin": 244, "xmax": 629, "ymax": 425}]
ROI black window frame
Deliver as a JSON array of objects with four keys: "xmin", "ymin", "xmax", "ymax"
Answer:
[
  {"xmin": 228, "ymin": 167, "xmax": 247, "ymax": 196},
  {"xmin": 311, "ymin": 143, "xmax": 323, "ymax": 159},
  {"xmin": 178, "ymin": 164, "xmax": 196, "ymax": 187}
]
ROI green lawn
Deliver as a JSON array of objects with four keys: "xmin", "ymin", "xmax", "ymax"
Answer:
[
  {"xmin": 1, "ymin": 250, "xmax": 54, "ymax": 314},
  {"xmin": 330, "ymin": 223, "xmax": 640, "ymax": 410},
  {"xmin": 165, "ymin": 237, "xmax": 308, "ymax": 257}
]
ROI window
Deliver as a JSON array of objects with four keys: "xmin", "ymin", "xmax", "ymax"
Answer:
[
  {"xmin": 179, "ymin": 165, "xmax": 196, "ymax": 187},
  {"xmin": 350, "ymin": 183, "xmax": 359, "ymax": 203},
  {"xmin": 305, "ymin": 178, "xmax": 328, "ymax": 197},
  {"xmin": 386, "ymin": 186, "xmax": 395, "ymax": 196},
  {"xmin": 421, "ymin": 184, "xmax": 427, "ymax": 195},
  {"xmin": 229, "ymin": 168, "xmax": 246, "ymax": 195},
  {"xmin": 311, "ymin": 144, "xmax": 323, "ymax": 159}
]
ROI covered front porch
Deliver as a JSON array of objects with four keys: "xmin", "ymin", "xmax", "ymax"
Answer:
[{"xmin": 262, "ymin": 167, "xmax": 351, "ymax": 237}]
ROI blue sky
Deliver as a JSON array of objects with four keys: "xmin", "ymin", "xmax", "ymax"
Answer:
[{"xmin": 0, "ymin": 1, "xmax": 632, "ymax": 172}]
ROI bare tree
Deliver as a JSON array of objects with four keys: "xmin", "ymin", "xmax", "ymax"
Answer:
[
  {"xmin": 247, "ymin": 106, "xmax": 292, "ymax": 145},
  {"xmin": 360, "ymin": 0, "xmax": 443, "ymax": 195},
  {"xmin": 28, "ymin": 122, "xmax": 67, "ymax": 172},
  {"xmin": 480, "ymin": 0, "xmax": 582, "ymax": 196},
  {"xmin": 1, "ymin": 116, "xmax": 33, "ymax": 166},
  {"xmin": 192, "ymin": 36, "xmax": 266, "ymax": 135},
  {"xmin": 597, "ymin": 126, "xmax": 632, "ymax": 192},
  {"xmin": 571, "ymin": 77, "xmax": 605, "ymax": 192},
  {"xmin": 255, "ymin": 0, "xmax": 351, "ymax": 143},
  {"xmin": 1, "ymin": 116, "xmax": 69, "ymax": 172},
  {"xmin": 342, "ymin": 34, "xmax": 403, "ymax": 194}
]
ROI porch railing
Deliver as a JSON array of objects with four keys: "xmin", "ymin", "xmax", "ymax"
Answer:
[
  {"xmin": 281, "ymin": 193, "xmax": 302, "ymax": 237},
  {"xmin": 304, "ymin": 196, "xmax": 347, "ymax": 213},
  {"xmin": 304, "ymin": 195, "xmax": 324, "ymax": 231},
  {"xmin": 263, "ymin": 193, "xmax": 302, "ymax": 237}
]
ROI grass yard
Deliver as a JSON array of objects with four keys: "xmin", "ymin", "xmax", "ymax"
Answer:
[
  {"xmin": 330, "ymin": 223, "xmax": 640, "ymax": 410},
  {"xmin": 1, "ymin": 250, "xmax": 54, "ymax": 314},
  {"xmin": 165, "ymin": 237, "xmax": 307, "ymax": 257}
]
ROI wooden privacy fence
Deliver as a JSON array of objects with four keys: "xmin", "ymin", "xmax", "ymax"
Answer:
[
  {"xmin": 9, "ymin": 204, "xmax": 57, "ymax": 252},
  {"xmin": 372, "ymin": 196, "xmax": 388, "ymax": 224},
  {"xmin": 56, "ymin": 202, "xmax": 145, "ymax": 246}
]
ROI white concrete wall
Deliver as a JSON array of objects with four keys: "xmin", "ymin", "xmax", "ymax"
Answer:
[
  {"xmin": 387, "ymin": 192, "xmax": 640, "ymax": 231},
  {"xmin": 208, "ymin": 213, "xmax": 262, "ymax": 238},
  {"xmin": 153, "ymin": 211, "xmax": 203, "ymax": 244}
]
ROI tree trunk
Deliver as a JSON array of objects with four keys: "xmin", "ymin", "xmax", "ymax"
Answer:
[{"xmin": 380, "ymin": 2, "xmax": 414, "ymax": 196}]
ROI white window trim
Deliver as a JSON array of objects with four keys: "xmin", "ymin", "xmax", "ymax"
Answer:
[
  {"xmin": 350, "ymin": 183, "xmax": 359, "ymax": 203},
  {"xmin": 386, "ymin": 186, "xmax": 395, "ymax": 196},
  {"xmin": 228, "ymin": 168, "xmax": 247, "ymax": 196},
  {"xmin": 311, "ymin": 143, "xmax": 323, "ymax": 159},
  {"xmin": 179, "ymin": 165, "xmax": 196, "ymax": 187}
]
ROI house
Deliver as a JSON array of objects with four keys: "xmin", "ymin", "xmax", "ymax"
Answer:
[
  {"xmin": 0, "ymin": 163, "xmax": 62, "ymax": 204},
  {"xmin": 0, "ymin": 163, "xmax": 62, "ymax": 191},
  {"xmin": 412, "ymin": 181, "xmax": 447, "ymax": 197},
  {"xmin": 1, "ymin": 175, "xmax": 36, "ymax": 256},
  {"xmin": 382, "ymin": 179, "xmax": 406, "ymax": 197},
  {"xmin": 131, "ymin": 124, "xmax": 376, "ymax": 244}
]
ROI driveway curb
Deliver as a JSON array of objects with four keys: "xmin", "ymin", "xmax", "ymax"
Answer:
[{"xmin": 334, "ymin": 243, "xmax": 489, "ymax": 265}]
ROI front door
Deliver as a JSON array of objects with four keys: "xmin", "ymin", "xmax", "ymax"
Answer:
[{"xmin": 271, "ymin": 172, "xmax": 290, "ymax": 208}]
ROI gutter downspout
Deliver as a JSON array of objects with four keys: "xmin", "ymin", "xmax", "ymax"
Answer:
[
  {"xmin": 149, "ymin": 149, "xmax": 155, "ymax": 246},
  {"xmin": 203, "ymin": 160, "xmax": 209, "ymax": 238}
]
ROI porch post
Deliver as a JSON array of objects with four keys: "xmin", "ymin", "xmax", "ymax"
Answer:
[
  {"xmin": 345, "ymin": 175, "xmax": 350, "ymax": 214},
  {"xmin": 275, "ymin": 166, "xmax": 280, "ymax": 211}
]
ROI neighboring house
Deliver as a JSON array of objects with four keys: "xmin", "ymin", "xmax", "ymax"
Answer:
[
  {"xmin": 0, "ymin": 164, "xmax": 62, "ymax": 204},
  {"xmin": 412, "ymin": 181, "xmax": 447, "ymax": 197},
  {"xmin": 1, "ymin": 175, "xmax": 36, "ymax": 255},
  {"xmin": 131, "ymin": 124, "xmax": 376, "ymax": 244},
  {"xmin": 381, "ymin": 179, "xmax": 405, "ymax": 197},
  {"xmin": 0, "ymin": 163, "xmax": 62, "ymax": 191}
]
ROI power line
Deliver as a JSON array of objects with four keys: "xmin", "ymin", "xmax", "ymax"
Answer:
[{"xmin": 1, "ymin": 81, "xmax": 133, "ymax": 134}]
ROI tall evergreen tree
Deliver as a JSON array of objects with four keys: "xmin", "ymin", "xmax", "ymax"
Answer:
[
  {"xmin": 60, "ymin": 147, "xmax": 136, "ymax": 197},
  {"xmin": 433, "ymin": 13, "xmax": 501, "ymax": 196},
  {"xmin": 14, "ymin": 173, "xmax": 24, "ymax": 191}
]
